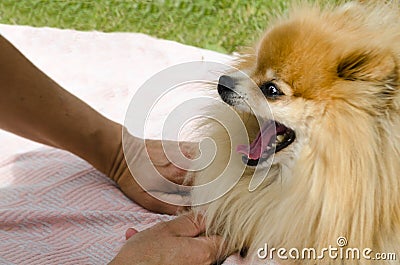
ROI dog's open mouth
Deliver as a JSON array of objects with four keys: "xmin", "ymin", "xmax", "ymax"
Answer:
[{"xmin": 236, "ymin": 120, "xmax": 296, "ymax": 166}]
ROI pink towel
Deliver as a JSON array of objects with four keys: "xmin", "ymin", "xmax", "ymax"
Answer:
[{"xmin": 0, "ymin": 148, "xmax": 174, "ymax": 264}]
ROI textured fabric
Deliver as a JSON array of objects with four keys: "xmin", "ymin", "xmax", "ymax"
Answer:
[
  {"xmin": 0, "ymin": 24, "xmax": 276, "ymax": 265},
  {"xmin": 0, "ymin": 148, "xmax": 173, "ymax": 264}
]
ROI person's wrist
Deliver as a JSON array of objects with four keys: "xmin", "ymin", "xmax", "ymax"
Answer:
[{"xmin": 87, "ymin": 119, "xmax": 122, "ymax": 175}]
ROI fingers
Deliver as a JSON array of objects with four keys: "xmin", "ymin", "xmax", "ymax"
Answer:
[
  {"xmin": 159, "ymin": 213, "xmax": 229, "ymax": 263},
  {"xmin": 151, "ymin": 191, "xmax": 191, "ymax": 205},
  {"xmin": 125, "ymin": 228, "xmax": 138, "ymax": 240},
  {"xmin": 195, "ymin": 235, "xmax": 228, "ymax": 264},
  {"xmin": 136, "ymin": 192, "xmax": 185, "ymax": 215},
  {"xmin": 179, "ymin": 141, "xmax": 200, "ymax": 160},
  {"xmin": 145, "ymin": 139, "xmax": 171, "ymax": 166},
  {"xmin": 145, "ymin": 139, "xmax": 199, "ymax": 168},
  {"xmin": 121, "ymin": 213, "xmax": 227, "ymax": 265},
  {"xmin": 155, "ymin": 164, "xmax": 188, "ymax": 184},
  {"xmin": 118, "ymin": 171, "xmax": 189, "ymax": 214},
  {"xmin": 160, "ymin": 212, "xmax": 206, "ymax": 237},
  {"xmin": 145, "ymin": 139, "xmax": 199, "ymax": 185}
]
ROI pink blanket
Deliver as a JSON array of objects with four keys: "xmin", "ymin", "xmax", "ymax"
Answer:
[
  {"xmin": 0, "ymin": 24, "xmax": 259, "ymax": 264},
  {"xmin": 0, "ymin": 148, "xmax": 173, "ymax": 264}
]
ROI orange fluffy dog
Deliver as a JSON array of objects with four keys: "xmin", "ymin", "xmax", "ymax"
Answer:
[{"xmin": 192, "ymin": 2, "xmax": 400, "ymax": 264}]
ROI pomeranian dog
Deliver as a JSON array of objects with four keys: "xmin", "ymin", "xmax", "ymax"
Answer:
[{"xmin": 191, "ymin": 1, "xmax": 400, "ymax": 264}]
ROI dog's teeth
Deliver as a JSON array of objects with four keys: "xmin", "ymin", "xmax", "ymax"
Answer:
[{"xmin": 276, "ymin": 135, "xmax": 284, "ymax": 143}]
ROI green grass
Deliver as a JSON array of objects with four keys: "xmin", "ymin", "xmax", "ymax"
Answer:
[{"xmin": 0, "ymin": 0, "xmax": 341, "ymax": 54}]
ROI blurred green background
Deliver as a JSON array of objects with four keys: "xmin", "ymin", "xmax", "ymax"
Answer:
[{"xmin": 0, "ymin": 0, "xmax": 343, "ymax": 54}]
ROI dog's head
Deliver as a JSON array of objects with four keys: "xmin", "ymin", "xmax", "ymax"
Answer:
[
  {"xmin": 199, "ymin": 3, "xmax": 400, "ymax": 259},
  {"xmin": 217, "ymin": 2, "xmax": 399, "ymax": 170}
]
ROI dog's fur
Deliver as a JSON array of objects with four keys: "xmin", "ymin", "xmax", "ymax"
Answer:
[{"xmin": 192, "ymin": 1, "xmax": 400, "ymax": 264}]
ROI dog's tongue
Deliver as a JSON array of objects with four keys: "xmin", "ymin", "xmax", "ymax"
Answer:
[{"xmin": 236, "ymin": 121, "xmax": 276, "ymax": 160}]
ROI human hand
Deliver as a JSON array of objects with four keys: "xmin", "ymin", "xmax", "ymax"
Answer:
[
  {"xmin": 107, "ymin": 127, "xmax": 198, "ymax": 214},
  {"xmin": 0, "ymin": 35, "xmax": 197, "ymax": 215},
  {"xmin": 109, "ymin": 213, "xmax": 226, "ymax": 265}
]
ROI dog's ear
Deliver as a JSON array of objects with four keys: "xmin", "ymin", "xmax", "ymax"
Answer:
[{"xmin": 337, "ymin": 50, "xmax": 398, "ymax": 87}]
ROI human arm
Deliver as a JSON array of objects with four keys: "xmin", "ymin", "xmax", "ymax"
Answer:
[{"xmin": 0, "ymin": 35, "xmax": 193, "ymax": 214}]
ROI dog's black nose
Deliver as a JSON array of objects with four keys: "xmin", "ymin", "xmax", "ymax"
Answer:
[{"xmin": 217, "ymin": 75, "xmax": 235, "ymax": 95}]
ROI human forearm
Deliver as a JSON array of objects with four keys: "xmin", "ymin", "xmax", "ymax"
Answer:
[
  {"xmin": 0, "ymin": 35, "xmax": 120, "ymax": 174},
  {"xmin": 0, "ymin": 35, "xmax": 197, "ymax": 214}
]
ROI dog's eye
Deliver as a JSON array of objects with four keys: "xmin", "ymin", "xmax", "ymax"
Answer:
[{"xmin": 260, "ymin": 82, "xmax": 284, "ymax": 99}]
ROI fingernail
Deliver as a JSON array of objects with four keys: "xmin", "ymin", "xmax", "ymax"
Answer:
[{"xmin": 125, "ymin": 228, "xmax": 138, "ymax": 240}]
